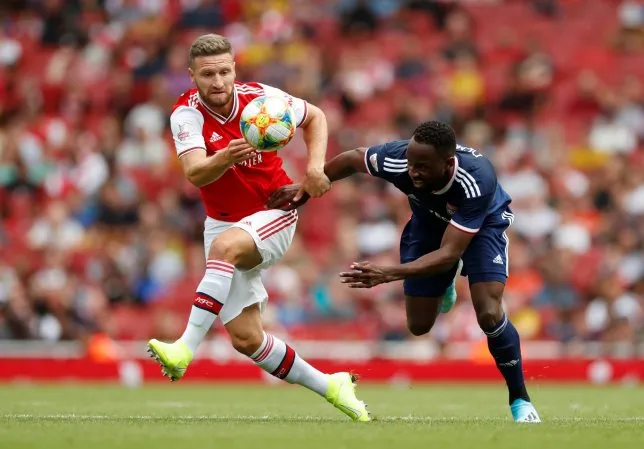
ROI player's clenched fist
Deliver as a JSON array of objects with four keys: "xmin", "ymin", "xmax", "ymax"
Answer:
[
  {"xmin": 220, "ymin": 139, "xmax": 256, "ymax": 166},
  {"xmin": 299, "ymin": 168, "xmax": 331, "ymax": 199}
]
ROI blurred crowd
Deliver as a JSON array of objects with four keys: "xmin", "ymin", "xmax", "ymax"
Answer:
[{"xmin": 1, "ymin": 0, "xmax": 644, "ymax": 349}]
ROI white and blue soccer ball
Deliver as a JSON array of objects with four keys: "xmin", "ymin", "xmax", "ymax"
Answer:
[{"xmin": 240, "ymin": 96, "xmax": 296, "ymax": 152}]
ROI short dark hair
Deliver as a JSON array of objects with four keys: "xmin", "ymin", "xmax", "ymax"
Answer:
[{"xmin": 412, "ymin": 121, "xmax": 456, "ymax": 157}]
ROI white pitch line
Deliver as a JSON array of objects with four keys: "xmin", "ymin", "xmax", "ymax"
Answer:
[{"xmin": 1, "ymin": 414, "xmax": 644, "ymax": 423}]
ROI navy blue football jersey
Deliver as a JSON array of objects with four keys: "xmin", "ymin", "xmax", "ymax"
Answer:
[{"xmin": 364, "ymin": 140, "xmax": 512, "ymax": 233}]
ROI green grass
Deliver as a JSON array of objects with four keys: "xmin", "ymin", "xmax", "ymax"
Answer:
[{"xmin": 0, "ymin": 383, "xmax": 642, "ymax": 449}]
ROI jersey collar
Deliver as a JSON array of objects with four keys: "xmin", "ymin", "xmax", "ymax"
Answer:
[
  {"xmin": 432, "ymin": 155, "xmax": 459, "ymax": 195},
  {"xmin": 197, "ymin": 85, "xmax": 239, "ymax": 124}
]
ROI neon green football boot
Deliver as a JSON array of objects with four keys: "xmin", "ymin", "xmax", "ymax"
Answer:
[
  {"xmin": 325, "ymin": 372, "xmax": 371, "ymax": 422},
  {"xmin": 439, "ymin": 259, "xmax": 463, "ymax": 314},
  {"xmin": 147, "ymin": 339, "xmax": 193, "ymax": 382}
]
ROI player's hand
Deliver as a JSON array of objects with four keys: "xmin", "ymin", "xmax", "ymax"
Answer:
[
  {"xmin": 339, "ymin": 262, "xmax": 399, "ymax": 288},
  {"xmin": 265, "ymin": 184, "xmax": 310, "ymax": 210},
  {"xmin": 297, "ymin": 168, "xmax": 330, "ymax": 201},
  {"xmin": 220, "ymin": 139, "xmax": 256, "ymax": 166}
]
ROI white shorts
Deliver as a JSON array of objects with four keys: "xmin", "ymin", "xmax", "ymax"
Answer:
[{"xmin": 203, "ymin": 209, "xmax": 297, "ymax": 324}]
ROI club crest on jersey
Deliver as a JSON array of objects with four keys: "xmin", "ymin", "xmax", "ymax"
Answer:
[
  {"xmin": 446, "ymin": 203, "xmax": 458, "ymax": 216},
  {"xmin": 177, "ymin": 123, "xmax": 190, "ymax": 141},
  {"xmin": 369, "ymin": 153, "xmax": 379, "ymax": 172}
]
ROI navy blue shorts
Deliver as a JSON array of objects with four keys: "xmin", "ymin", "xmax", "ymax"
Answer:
[{"xmin": 400, "ymin": 214, "xmax": 510, "ymax": 298}]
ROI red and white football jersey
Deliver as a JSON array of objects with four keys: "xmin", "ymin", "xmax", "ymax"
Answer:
[{"xmin": 170, "ymin": 81, "xmax": 308, "ymax": 222}]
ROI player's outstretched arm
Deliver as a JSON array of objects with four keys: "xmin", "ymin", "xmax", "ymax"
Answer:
[
  {"xmin": 325, "ymin": 147, "xmax": 371, "ymax": 180},
  {"xmin": 265, "ymin": 148, "xmax": 369, "ymax": 210},
  {"xmin": 180, "ymin": 139, "xmax": 255, "ymax": 187},
  {"xmin": 340, "ymin": 225, "xmax": 474, "ymax": 288}
]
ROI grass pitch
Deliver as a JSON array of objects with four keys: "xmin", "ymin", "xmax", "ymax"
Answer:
[{"xmin": 0, "ymin": 383, "xmax": 642, "ymax": 449}]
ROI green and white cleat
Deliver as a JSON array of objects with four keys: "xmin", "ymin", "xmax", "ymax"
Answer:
[
  {"xmin": 146, "ymin": 339, "xmax": 193, "ymax": 382},
  {"xmin": 325, "ymin": 372, "xmax": 371, "ymax": 422},
  {"xmin": 439, "ymin": 259, "xmax": 463, "ymax": 314}
]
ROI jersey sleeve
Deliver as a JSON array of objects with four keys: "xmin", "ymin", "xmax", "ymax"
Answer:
[
  {"xmin": 363, "ymin": 140, "xmax": 409, "ymax": 182},
  {"xmin": 258, "ymin": 83, "xmax": 308, "ymax": 127},
  {"xmin": 170, "ymin": 106, "xmax": 206, "ymax": 158}
]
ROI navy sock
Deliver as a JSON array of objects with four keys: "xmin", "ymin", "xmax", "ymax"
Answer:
[{"xmin": 483, "ymin": 314, "xmax": 530, "ymax": 405}]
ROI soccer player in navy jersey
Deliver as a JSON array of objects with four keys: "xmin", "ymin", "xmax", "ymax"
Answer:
[{"xmin": 267, "ymin": 121, "xmax": 541, "ymax": 423}]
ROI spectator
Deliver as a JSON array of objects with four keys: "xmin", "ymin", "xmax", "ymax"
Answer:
[{"xmin": 0, "ymin": 0, "xmax": 643, "ymax": 347}]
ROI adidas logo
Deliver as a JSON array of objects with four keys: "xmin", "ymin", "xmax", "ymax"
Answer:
[
  {"xmin": 498, "ymin": 359, "xmax": 519, "ymax": 367},
  {"xmin": 493, "ymin": 254, "xmax": 503, "ymax": 264},
  {"xmin": 524, "ymin": 412, "xmax": 538, "ymax": 422},
  {"xmin": 209, "ymin": 131, "xmax": 222, "ymax": 143}
]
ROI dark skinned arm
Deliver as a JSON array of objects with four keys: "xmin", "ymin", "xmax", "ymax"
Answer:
[
  {"xmin": 339, "ymin": 225, "xmax": 474, "ymax": 288},
  {"xmin": 265, "ymin": 147, "xmax": 369, "ymax": 210}
]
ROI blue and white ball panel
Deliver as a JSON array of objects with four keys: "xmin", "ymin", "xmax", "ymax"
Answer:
[{"xmin": 260, "ymin": 83, "xmax": 308, "ymax": 127}]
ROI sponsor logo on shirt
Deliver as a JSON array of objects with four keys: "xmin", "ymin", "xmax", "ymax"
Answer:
[
  {"xmin": 369, "ymin": 153, "xmax": 379, "ymax": 172},
  {"xmin": 177, "ymin": 123, "xmax": 190, "ymax": 141}
]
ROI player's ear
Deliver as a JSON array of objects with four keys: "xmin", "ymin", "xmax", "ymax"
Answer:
[{"xmin": 188, "ymin": 67, "xmax": 195, "ymax": 85}]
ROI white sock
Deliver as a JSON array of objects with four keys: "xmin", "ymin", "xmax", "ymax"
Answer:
[
  {"xmin": 178, "ymin": 260, "xmax": 234, "ymax": 354},
  {"xmin": 250, "ymin": 332, "xmax": 330, "ymax": 396}
]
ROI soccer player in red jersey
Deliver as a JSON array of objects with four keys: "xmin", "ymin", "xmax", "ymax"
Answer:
[{"xmin": 147, "ymin": 34, "xmax": 369, "ymax": 421}]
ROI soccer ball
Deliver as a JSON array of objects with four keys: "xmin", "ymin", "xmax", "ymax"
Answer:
[{"xmin": 240, "ymin": 96, "xmax": 296, "ymax": 151}]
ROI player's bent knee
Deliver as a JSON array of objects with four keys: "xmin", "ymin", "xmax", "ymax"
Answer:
[
  {"xmin": 475, "ymin": 305, "xmax": 503, "ymax": 330},
  {"xmin": 229, "ymin": 329, "xmax": 264, "ymax": 356},
  {"xmin": 210, "ymin": 237, "xmax": 243, "ymax": 263},
  {"xmin": 209, "ymin": 230, "xmax": 260, "ymax": 269}
]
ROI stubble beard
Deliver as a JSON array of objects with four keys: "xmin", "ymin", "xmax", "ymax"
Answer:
[{"xmin": 199, "ymin": 87, "xmax": 233, "ymax": 111}]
